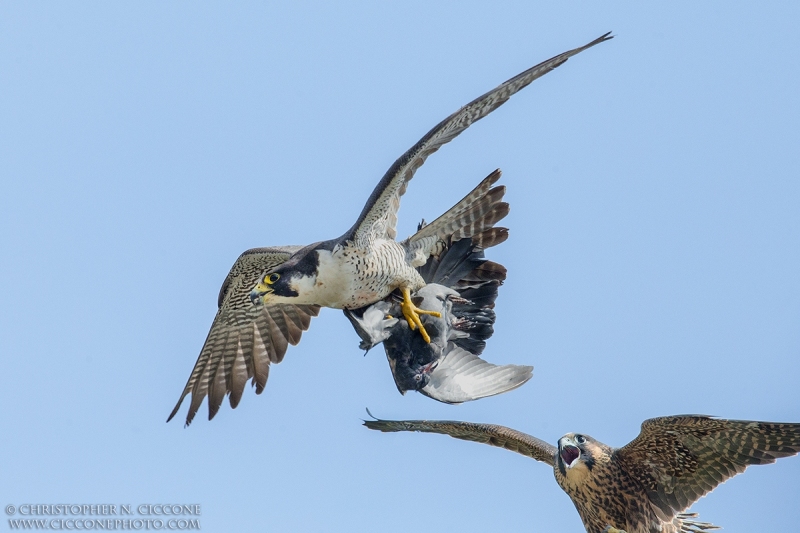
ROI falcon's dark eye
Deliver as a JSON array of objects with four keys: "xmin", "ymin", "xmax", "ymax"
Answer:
[
  {"xmin": 414, "ymin": 374, "xmax": 422, "ymax": 382},
  {"xmin": 265, "ymin": 273, "xmax": 280, "ymax": 285},
  {"xmin": 575, "ymin": 435, "xmax": 586, "ymax": 444}
]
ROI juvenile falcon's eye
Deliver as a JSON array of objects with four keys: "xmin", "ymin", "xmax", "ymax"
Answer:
[
  {"xmin": 576, "ymin": 435, "xmax": 586, "ymax": 444},
  {"xmin": 265, "ymin": 273, "xmax": 280, "ymax": 285}
]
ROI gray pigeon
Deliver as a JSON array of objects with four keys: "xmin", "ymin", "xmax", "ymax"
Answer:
[{"xmin": 346, "ymin": 237, "xmax": 533, "ymax": 403}]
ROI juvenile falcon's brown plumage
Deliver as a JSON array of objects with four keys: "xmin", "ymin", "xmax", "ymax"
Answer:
[{"xmin": 364, "ymin": 414, "xmax": 800, "ymax": 533}]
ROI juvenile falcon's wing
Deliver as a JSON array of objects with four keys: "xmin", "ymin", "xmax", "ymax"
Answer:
[
  {"xmin": 168, "ymin": 247, "xmax": 320, "ymax": 426},
  {"xmin": 345, "ymin": 32, "xmax": 613, "ymax": 244},
  {"xmin": 364, "ymin": 413, "xmax": 556, "ymax": 465},
  {"xmin": 615, "ymin": 416, "xmax": 800, "ymax": 521}
]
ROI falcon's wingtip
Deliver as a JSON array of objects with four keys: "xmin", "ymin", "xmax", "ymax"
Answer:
[
  {"xmin": 166, "ymin": 396, "xmax": 186, "ymax": 425},
  {"xmin": 581, "ymin": 32, "xmax": 614, "ymax": 53},
  {"xmin": 363, "ymin": 408, "xmax": 388, "ymax": 431}
]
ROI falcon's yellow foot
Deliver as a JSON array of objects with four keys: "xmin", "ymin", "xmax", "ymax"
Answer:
[
  {"xmin": 400, "ymin": 287, "xmax": 440, "ymax": 343},
  {"xmin": 603, "ymin": 527, "xmax": 627, "ymax": 533}
]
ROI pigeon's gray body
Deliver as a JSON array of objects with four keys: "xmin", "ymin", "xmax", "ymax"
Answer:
[{"xmin": 346, "ymin": 238, "xmax": 532, "ymax": 403}]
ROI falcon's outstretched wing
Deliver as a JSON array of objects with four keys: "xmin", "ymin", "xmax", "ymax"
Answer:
[
  {"xmin": 346, "ymin": 32, "xmax": 613, "ymax": 244},
  {"xmin": 615, "ymin": 416, "xmax": 800, "ymax": 521},
  {"xmin": 168, "ymin": 247, "xmax": 320, "ymax": 426},
  {"xmin": 364, "ymin": 413, "xmax": 557, "ymax": 465}
]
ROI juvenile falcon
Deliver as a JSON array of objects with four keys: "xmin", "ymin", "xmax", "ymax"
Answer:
[
  {"xmin": 364, "ymin": 414, "xmax": 800, "ymax": 533},
  {"xmin": 168, "ymin": 33, "xmax": 612, "ymax": 425}
]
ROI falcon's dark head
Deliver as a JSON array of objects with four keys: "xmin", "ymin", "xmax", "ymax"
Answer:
[
  {"xmin": 249, "ymin": 243, "xmax": 325, "ymax": 305},
  {"xmin": 556, "ymin": 433, "xmax": 610, "ymax": 488}
]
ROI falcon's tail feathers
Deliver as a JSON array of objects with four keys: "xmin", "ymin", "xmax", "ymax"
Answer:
[{"xmin": 409, "ymin": 169, "xmax": 509, "ymax": 248}]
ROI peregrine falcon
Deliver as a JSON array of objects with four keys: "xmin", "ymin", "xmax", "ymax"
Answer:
[
  {"xmin": 168, "ymin": 33, "xmax": 612, "ymax": 425},
  {"xmin": 364, "ymin": 414, "xmax": 800, "ymax": 533},
  {"xmin": 345, "ymin": 232, "xmax": 533, "ymax": 403},
  {"xmin": 248, "ymin": 32, "xmax": 612, "ymax": 337}
]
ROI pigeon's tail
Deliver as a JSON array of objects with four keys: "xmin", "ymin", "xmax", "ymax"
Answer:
[
  {"xmin": 409, "ymin": 169, "xmax": 509, "ymax": 250},
  {"xmin": 421, "ymin": 347, "xmax": 533, "ymax": 404}
]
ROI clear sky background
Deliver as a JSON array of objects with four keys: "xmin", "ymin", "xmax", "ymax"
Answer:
[{"xmin": 1, "ymin": 3, "xmax": 799, "ymax": 532}]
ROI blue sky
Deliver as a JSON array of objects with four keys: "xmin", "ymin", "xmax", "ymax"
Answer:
[{"xmin": 1, "ymin": 2, "xmax": 798, "ymax": 532}]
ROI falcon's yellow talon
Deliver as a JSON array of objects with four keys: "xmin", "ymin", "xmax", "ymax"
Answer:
[{"xmin": 400, "ymin": 287, "xmax": 438, "ymax": 343}]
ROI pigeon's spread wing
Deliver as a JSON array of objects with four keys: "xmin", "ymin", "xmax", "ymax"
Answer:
[
  {"xmin": 346, "ymin": 32, "xmax": 613, "ymax": 245},
  {"xmin": 168, "ymin": 247, "xmax": 320, "ymax": 426},
  {"xmin": 421, "ymin": 345, "xmax": 533, "ymax": 404},
  {"xmin": 364, "ymin": 413, "xmax": 557, "ymax": 465},
  {"xmin": 615, "ymin": 416, "xmax": 800, "ymax": 521}
]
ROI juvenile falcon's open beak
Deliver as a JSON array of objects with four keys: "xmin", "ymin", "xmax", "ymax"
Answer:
[
  {"xmin": 559, "ymin": 437, "xmax": 581, "ymax": 468},
  {"xmin": 249, "ymin": 282, "xmax": 272, "ymax": 305}
]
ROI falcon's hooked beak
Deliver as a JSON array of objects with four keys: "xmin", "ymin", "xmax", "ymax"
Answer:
[
  {"xmin": 559, "ymin": 437, "xmax": 581, "ymax": 468},
  {"xmin": 249, "ymin": 282, "xmax": 273, "ymax": 305}
]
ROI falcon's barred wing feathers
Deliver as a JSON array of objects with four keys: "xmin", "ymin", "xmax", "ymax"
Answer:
[
  {"xmin": 615, "ymin": 415, "xmax": 800, "ymax": 521},
  {"xmin": 364, "ymin": 414, "xmax": 557, "ymax": 465},
  {"xmin": 346, "ymin": 32, "xmax": 613, "ymax": 245},
  {"xmin": 409, "ymin": 169, "xmax": 508, "ymax": 248},
  {"xmin": 168, "ymin": 247, "xmax": 320, "ymax": 426}
]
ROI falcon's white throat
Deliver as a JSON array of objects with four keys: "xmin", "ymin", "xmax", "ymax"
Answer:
[
  {"xmin": 277, "ymin": 250, "xmax": 351, "ymax": 308},
  {"xmin": 283, "ymin": 248, "xmax": 395, "ymax": 309}
]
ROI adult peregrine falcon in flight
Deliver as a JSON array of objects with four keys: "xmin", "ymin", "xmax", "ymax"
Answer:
[
  {"xmin": 168, "ymin": 33, "xmax": 612, "ymax": 425},
  {"xmin": 364, "ymin": 414, "xmax": 800, "ymax": 533}
]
